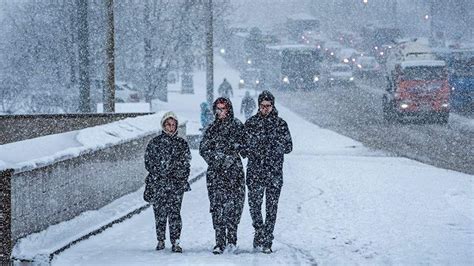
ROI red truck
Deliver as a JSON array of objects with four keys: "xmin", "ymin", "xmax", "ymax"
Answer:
[{"xmin": 382, "ymin": 60, "xmax": 450, "ymax": 124}]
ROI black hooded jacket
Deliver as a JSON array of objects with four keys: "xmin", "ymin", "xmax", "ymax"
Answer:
[
  {"xmin": 144, "ymin": 129, "xmax": 191, "ymax": 199},
  {"xmin": 244, "ymin": 91, "xmax": 293, "ymax": 187},
  {"xmin": 199, "ymin": 98, "xmax": 246, "ymax": 209}
]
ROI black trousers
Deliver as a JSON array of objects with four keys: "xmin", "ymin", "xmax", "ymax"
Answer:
[
  {"xmin": 152, "ymin": 192, "xmax": 184, "ymax": 243},
  {"xmin": 248, "ymin": 182, "xmax": 282, "ymax": 248},
  {"xmin": 209, "ymin": 187, "xmax": 245, "ymax": 247}
]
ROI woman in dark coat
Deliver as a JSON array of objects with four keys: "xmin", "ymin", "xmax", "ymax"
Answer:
[
  {"xmin": 199, "ymin": 97, "xmax": 246, "ymax": 254},
  {"xmin": 144, "ymin": 111, "xmax": 191, "ymax": 253}
]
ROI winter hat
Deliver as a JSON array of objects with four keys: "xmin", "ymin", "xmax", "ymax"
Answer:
[
  {"xmin": 258, "ymin": 90, "xmax": 275, "ymax": 105},
  {"xmin": 161, "ymin": 111, "xmax": 178, "ymax": 134}
]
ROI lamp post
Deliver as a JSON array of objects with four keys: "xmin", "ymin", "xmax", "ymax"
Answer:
[
  {"xmin": 105, "ymin": 0, "xmax": 115, "ymax": 112},
  {"xmin": 206, "ymin": 0, "xmax": 214, "ymax": 106}
]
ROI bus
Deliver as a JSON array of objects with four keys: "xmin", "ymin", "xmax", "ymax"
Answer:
[
  {"xmin": 286, "ymin": 13, "xmax": 320, "ymax": 42},
  {"xmin": 442, "ymin": 49, "xmax": 474, "ymax": 113},
  {"xmin": 263, "ymin": 44, "xmax": 323, "ymax": 91}
]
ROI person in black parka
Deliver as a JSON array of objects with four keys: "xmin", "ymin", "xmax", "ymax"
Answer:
[
  {"xmin": 199, "ymin": 97, "xmax": 246, "ymax": 254},
  {"xmin": 218, "ymin": 78, "xmax": 234, "ymax": 98},
  {"xmin": 241, "ymin": 91, "xmax": 257, "ymax": 120},
  {"xmin": 144, "ymin": 111, "xmax": 191, "ymax": 253},
  {"xmin": 244, "ymin": 90, "xmax": 292, "ymax": 254}
]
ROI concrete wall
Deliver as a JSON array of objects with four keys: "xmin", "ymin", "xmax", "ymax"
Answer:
[
  {"xmin": 0, "ymin": 113, "xmax": 153, "ymax": 145},
  {"xmin": 10, "ymin": 134, "xmax": 155, "ymax": 243}
]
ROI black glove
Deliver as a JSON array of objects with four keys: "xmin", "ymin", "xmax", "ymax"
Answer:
[{"xmin": 223, "ymin": 155, "xmax": 235, "ymax": 168}]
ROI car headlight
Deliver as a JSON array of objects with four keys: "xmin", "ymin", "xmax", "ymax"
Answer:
[
  {"xmin": 255, "ymin": 80, "xmax": 260, "ymax": 84},
  {"xmin": 441, "ymin": 103, "xmax": 449, "ymax": 108},
  {"xmin": 357, "ymin": 64, "xmax": 362, "ymax": 69},
  {"xmin": 400, "ymin": 103, "xmax": 409, "ymax": 109},
  {"xmin": 313, "ymin": 76, "xmax": 319, "ymax": 82},
  {"xmin": 283, "ymin": 76, "xmax": 289, "ymax": 83},
  {"xmin": 349, "ymin": 77, "xmax": 354, "ymax": 81},
  {"xmin": 451, "ymin": 87, "xmax": 455, "ymax": 91},
  {"xmin": 343, "ymin": 58, "xmax": 349, "ymax": 63},
  {"xmin": 330, "ymin": 78, "xmax": 335, "ymax": 81},
  {"xmin": 239, "ymin": 79, "xmax": 244, "ymax": 84}
]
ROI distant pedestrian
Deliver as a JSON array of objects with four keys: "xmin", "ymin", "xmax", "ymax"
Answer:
[
  {"xmin": 199, "ymin": 97, "xmax": 246, "ymax": 254},
  {"xmin": 200, "ymin": 102, "xmax": 214, "ymax": 130},
  {"xmin": 244, "ymin": 90, "xmax": 293, "ymax": 254},
  {"xmin": 240, "ymin": 91, "xmax": 256, "ymax": 120},
  {"xmin": 218, "ymin": 78, "xmax": 234, "ymax": 98},
  {"xmin": 144, "ymin": 111, "xmax": 191, "ymax": 253}
]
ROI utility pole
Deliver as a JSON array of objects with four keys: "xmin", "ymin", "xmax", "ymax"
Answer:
[
  {"xmin": 393, "ymin": 0, "xmax": 398, "ymax": 28},
  {"xmin": 206, "ymin": 0, "xmax": 214, "ymax": 106},
  {"xmin": 105, "ymin": 0, "xmax": 115, "ymax": 112},
  {"xmin": 77, "ymin": 0, "xmax": 91, "ymax": 113},
  {"xmin": 429, "ymin": 0, "xmax": 435, "ymax": 42}
]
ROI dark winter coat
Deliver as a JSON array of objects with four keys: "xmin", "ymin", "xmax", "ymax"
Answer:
[
  {"xmin": 241, "ymin": 94, "xmax": 256, "ymax": 118},
  {"xmin": 144, "ymin": 132, "xmax": 191, "ymax": 203},
  {"xmin": 199, "ymin": 98, "xmax": 246, "ymax": 212},
  {"xmin": 218, "ymin": 79, "xmax": 234, "ymax": 98},
  {"xmin": 244, "ymin": 107, "xmax": 292, "ymax": 188}
]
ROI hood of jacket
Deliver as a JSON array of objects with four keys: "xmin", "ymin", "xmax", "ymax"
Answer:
[
  {"xmin": 212, "ymin": 97, "xmax": 235, "ymax": 120},
  {"xmin": 161, "ymin": 111, "xmax": 178, "ymax": 136}
]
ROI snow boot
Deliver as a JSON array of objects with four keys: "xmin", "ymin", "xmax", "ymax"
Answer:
[
  {"xmin": 171, "ymin": 240, "xmax": 183, "ymax": 253},
  {"xmin": 262, "ymin": 247, "xmax": 273, "ymax": 254},
  {"xmin": 156, "ymin": 240, "xmax": 165, "ymax": 251},
  {"xmin": 212, "ymin": 245, "xmax": 224, "ymax": 255}
]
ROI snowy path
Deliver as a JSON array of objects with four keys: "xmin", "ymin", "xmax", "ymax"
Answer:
[{"xmin": 52, "ymin": 105, "xmax": 473, "ymax": 265}]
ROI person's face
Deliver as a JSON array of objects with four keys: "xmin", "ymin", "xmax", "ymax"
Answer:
[
  {"xmin": 216, "ymin": 102, "xmax": 229, "ymax": 120},
  {"xmin": 164, "ymin": 118, "xmax": 177, "ymax": 135},
  {"xmin": 259, "ymin": 100, "xmax": 273, "ymax": 116}
]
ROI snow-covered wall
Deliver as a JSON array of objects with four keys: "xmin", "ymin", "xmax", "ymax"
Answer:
[
  {"xmin": 0, "ymin": 112, "xmax": 187, "ymax": 244},
  {"xmin": 0, "ymin": 113, "xmax": 153, "ymax": 145},
  {"xmin": 10, "ymin": 136, "xmax": 153, "ymax": 243}
]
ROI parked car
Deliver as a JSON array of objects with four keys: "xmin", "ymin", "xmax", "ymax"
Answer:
[
  {"xmin": 91, "ymin": 80, "xmax": 141, "ymax": 103},
  {"xmin": 326, "ymin": 64, "xmax": 355, "ymax": 86},
  {"xmin": 355, "ymin": 56, "xmax": 382, "ymax": 78},
  {"xmin": 115, "ymin": 82, "xmax": 141, "ymax": 102}
]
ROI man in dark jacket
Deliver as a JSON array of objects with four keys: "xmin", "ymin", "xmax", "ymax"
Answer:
[
  {"xmin": 244, "ymin": 90, "xmax": 293, "ymax": 254},
  {"xmin": 144, "ymin": 111, "xmax": 191, "ymax": 253},
  {"xmin": 199, "ymin": 97, "xmax": 246, "ymax": 254},
  {"xmin": 240, "ymin": 91, "xmax": 256, "ymax": 120},
  {"xmin": 218, "ymin": 78, "xmax": 234, "ymax": 98}
]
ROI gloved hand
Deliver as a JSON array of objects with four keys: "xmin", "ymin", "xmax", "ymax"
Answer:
[{"xmin": 223, "ymin": 155, "xmax": 235, "ymax": 168}]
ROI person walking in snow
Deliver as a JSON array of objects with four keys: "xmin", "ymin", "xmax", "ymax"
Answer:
[
  {"xmin": 144, "ymin": 111, "xmax": 191, "ymax": 253},
  {"xmin": 240, "ymin": 91, "xmax": 257, "ymax": 120},
  {"xmin": 200, "ymin": 102, "xmax": 214, "ymax": 131},
  {"xmin": 199, "ymin": 97, "xmax": 246, "ymax": 254},
  {"xmin": 218, "ymin": 78, "xmax": 234, "ymax": 98},
  {"xmin": 244, "ymin": 90, "xmax": 293, "ymax": 254}
]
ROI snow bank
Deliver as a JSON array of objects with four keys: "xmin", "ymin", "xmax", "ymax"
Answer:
[{"xmin": 0, "ymin": 112, "xmax": 177, "ymax": 172}]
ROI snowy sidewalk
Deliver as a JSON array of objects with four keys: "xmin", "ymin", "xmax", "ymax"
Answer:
[{"xmin": 51, "ymin": 103, "xmax": 473, "ymax": 265}]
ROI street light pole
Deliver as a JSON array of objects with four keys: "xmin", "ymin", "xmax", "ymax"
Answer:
[
  {"xmin": 206, "ymin": 0, "xmax": 214, "ymax": 106},
  {"xmin": 105, "ymin": 0, "xmax": 115, "ymax": 113},
  {"xmin": 393, "ymin": 0, "xmax": 398, "ymax": 28}
]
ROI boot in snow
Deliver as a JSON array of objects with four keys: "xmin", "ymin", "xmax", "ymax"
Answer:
[
  {"xmin": 212, "ymin": 245, "xmax": 224, "ymax": 255},
  {"xmin": 156, "ymin": 240, "xmax": 165, "ymax": 251}
]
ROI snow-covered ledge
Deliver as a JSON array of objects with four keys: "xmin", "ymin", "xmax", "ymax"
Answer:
[{"xmin": 0, "ymin": 111, "xmax": 186, "ymax": 246}]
